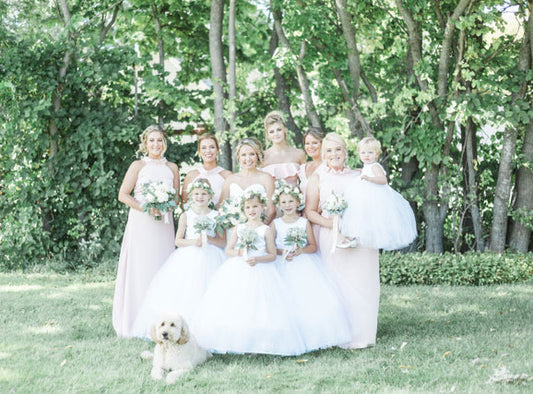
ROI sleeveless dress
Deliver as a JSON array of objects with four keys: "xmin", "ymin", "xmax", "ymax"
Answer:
[
  {"xmin": 193, "ymin": 165, "xmax": 227, "ymax": 206},
  {"xmin": 317, "ymin": 168, "xmax": 380, "ymax": 349},
  {"xmin": 341, "ymin": 163, "xmax": 417, "ymax": 250},
  {"xmin": 130, "ymin": 209, "xmax": 225, "ymax": 339},
  {"xmin": 112, "ymin": 157, "xmax": 176, "ymax": 338},
  {"xmin": 298, "ymin": 162, "xmax": 326, "ymax": 249},
  {"xmin": 261, "ymin": 162, "xmax": 300, "ymax": 186},
  {"xmin": 273, "ymin": 217, "xmax": 352, "ymax": 351},
  {"xmin": 192, "ymin": 224, "xmax": 306, "ymax": 356}
]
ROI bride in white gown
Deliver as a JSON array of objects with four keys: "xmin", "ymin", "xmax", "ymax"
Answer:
[{"xmin": 218, "ymin": 137, "xmax": 276, "ymax": 224}]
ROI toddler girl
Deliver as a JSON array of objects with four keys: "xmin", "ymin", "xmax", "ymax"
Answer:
[
  {"xmin": 131, "ymin": 178, "xmax": 226, "ymax": 338},
  {"xmin": 339, "ymin": 137, "xmax": 417, "ymax": 250}
]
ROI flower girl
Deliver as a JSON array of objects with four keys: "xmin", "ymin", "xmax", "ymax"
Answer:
[
  {"xmin": 131, "ymin": 178, "xmax": 226, "ymax": 339},
  {"xmin": 339, "ymin": 136, "xmax": 417, "ymax": 250},
  {"xmin": 271, "ymin": 180, "xmax": 352, "ymax": 351},
  {"xmin": 192, "ymin": 186, "xmax": 306, "ymax": 355}
]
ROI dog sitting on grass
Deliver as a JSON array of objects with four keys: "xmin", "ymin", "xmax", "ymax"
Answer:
[{"xmin": 141, "ymin": 312, "xmax": 210, "ymax": 384}]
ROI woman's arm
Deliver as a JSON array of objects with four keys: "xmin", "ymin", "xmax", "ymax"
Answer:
[
  {"xmin": 304, "ymin": 174, "xmax": 333, "ymax": 229},
  {"xmin": 118, "ymin": 161, "xmax": 144, "ymax": 212}
]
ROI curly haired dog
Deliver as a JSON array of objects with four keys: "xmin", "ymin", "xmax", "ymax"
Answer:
[{"xmin": 146, "ymin": 312, "xmax": 210, "ymax": 384}]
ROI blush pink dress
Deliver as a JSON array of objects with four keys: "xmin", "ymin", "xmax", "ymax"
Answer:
[
  {"xmin": 261, "ymin": 162, "xmax": 301, "ymax": 187},
  {"xmin": 112, "ymin": 157, "xmax": 176, "ymax": 338},
  {"xmin": 317, "ymin": 168, "xmax": 380, "ymax": 349},
  {"xmin": 193, "ymin": 165, "xmax": 227, "ymax": 206}
]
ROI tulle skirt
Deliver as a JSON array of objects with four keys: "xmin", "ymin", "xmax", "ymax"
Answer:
[
  {"xmin": 341, "ymin": 180, "xmax": 417, "ymax": 250},
  {"xmin": 276, "ymin": 253, "xmax": 352, "ymax": 351},
  {"xmin": 192, "ymin": 256, "xmax": 306, "ymax": 356},
  {"xmin": 131, "ymin": 244, "xmax": 225, "ymax": 339}
]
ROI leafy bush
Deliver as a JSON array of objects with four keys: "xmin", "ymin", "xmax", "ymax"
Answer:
[{"xmin": 380, "ymin": 252, "xmax": 533, "ymax": 285}]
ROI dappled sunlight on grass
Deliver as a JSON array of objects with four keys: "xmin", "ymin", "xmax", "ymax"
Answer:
[{"xmin": 25, "ymin": 324, "xmax": 63, "ymax": 335}]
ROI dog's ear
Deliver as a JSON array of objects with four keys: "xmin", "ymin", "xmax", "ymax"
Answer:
[
  {"xmin": 177, "ymin": 318, "xmax": 190, "ymax": 345},
  {"xmin": 150, "ymin": 323, "xmax": 160, "ymax": 344}
]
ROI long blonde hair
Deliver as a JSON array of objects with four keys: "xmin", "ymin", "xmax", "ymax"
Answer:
[{"xmin": 137, "ymin": 125, "xmax": 168, "ymax": 157}]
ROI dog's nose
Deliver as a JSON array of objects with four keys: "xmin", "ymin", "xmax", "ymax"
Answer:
[{"xmin": 162, "ymin": 332, "xmax": 168, "ymax": 339}]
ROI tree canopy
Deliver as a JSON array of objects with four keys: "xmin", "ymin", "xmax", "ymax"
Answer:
[{"xmin": 1, "ymin": 0, "xmax": 532, "ymax": 269}]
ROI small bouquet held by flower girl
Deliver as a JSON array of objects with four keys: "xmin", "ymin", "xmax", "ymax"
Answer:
[
  {"xmin": 215, "ymin": 198, "xmax": 245, "ymax": 235},
  {"xmin": 322, "ymin": 192, "xmax": 348, "ymax": 253},
  {"xmin": 282, "ymin": 226, "xmax": 307, "ymax": 262},
  {"xmin": 141, "ymin": 181, "xmax": 177, "ymax": 223},
  {"xmin": 235, "ymin": 227, "xmax": 259, "ymax": 261},
  {"xmin": 193, "ymin": 215, "xmax": 216, "ymax": 248}
]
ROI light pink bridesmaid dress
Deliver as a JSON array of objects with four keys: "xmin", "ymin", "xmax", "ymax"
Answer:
[
  {"xmin": 317, "ymin": 168, "xmax": 380, "ymax": 349},
  {"xmin": 112, "ymin": 157, "xmax": 176, "ymax": 338}
]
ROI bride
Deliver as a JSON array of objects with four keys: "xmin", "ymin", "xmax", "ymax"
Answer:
[{"xmin": 218, "ymin": 137, "xmax": 276, "ymax": 224}]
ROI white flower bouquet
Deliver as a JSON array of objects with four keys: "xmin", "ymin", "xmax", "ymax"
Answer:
[
  {"xmin": 142, "ymin": 181, "xmax": 177, "ymax": 222},
  {"xmin": 282, "ymin": 226, "xmax": 307, "ymax": 262},
  {"xmin": 215, "ymin": 198, "xmax": 245, "ymax": 234},
  {"xmin": 322, "ymin": 191, "xmax": 347, "ymax": 253},
  {"xmin": 193, "ymin": 215, "xmax": 216, "ymax": 248},
  {"xmin": 235, "ymin": 226, "xmax": 259, "ymax": 260},
  {"xmin": 322, "ymin": 192, "xmax": 347, "ymax": 216}
]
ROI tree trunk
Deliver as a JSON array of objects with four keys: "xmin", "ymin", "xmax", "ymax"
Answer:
[
  {"xmin": 152, "ymin": 3, "xmax": 166, "ymax": 128},
  {"xmin": 508, "ymin": 105, "xmax": 533, "ymax": 252},
  {"xmin": 334, "ymin": 0, "xmax": 373, "ymax": 137},
  {"xmin": 228, "ymin": 0, "xmax": 237, "ymax": 143},
  {"xmin": 490, "ymin": 6, "xmax": 532, "ymax": 252},
  {"xmin": 268, "ymin": 27, "xmax": 302, "ymax": 145},
  {"xmin": 271, "ymin": 1, "xmax": 322, "ymax": 129},
  {"xmin": 209, "ymin": 0, "xmax": 231, "ymax": 169},
  {"xmin": 463, "ymin": 118, "xmax": 486, "ymax": 251}
]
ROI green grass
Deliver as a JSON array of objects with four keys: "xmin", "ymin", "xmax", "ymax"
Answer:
[{"xmin": 1, "ymin": 271, "xmax": 532, "ymax": 393}]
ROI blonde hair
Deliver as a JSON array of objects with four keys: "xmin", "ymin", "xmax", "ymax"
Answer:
[
  {"xmin": 235, "ymin": 137, "xmax": 264, "ymax": 165},
  {"xmin": 357, "ymin": 136, "xmax": 382, "ymax": 156},
  {"xmin": 264, "ymin": 111, "xmax": 287, "ymax": 146},
  {"xmin": 137, "ymin": 125, "xmax": 168, "ymax": 157},
  {"xmin": 197, "ymin": 133, "xmax": 219, "ymax": 152},
  {"xmin": 321, "ymin": 132, "xmax": 347, "ymax": 160}
]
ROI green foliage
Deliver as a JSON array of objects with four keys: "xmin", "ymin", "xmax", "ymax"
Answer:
[{"xmin": 380, "ymin": 252, "xmax": 533, "ymax": 285}]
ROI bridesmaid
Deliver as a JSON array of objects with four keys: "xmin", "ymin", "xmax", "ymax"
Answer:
[
  {"xmin": 261, "ymin": 111, "xmax": 306, "ymax": 186},
  {"xmin": 298, "ymin": 127, "xmax": 325, "ymax": 196},
  {"xmin": 305, "ymin": 132, "xmax": 380, "ymax": 349},
  {"xmin": 181, "ymin": 133, "xmax": 232, "ymax": 206},
  {"xmin": 112, "ymin": 125, "xmax": 179, "ymax": 338}
]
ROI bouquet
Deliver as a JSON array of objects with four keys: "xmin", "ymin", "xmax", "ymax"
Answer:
[
  {"xmin": 193, "ymin": 215, "xmax": 216, "ymax": 248},
  {"xmin": 322, "ymin": 192, "xmax": 348, "ymax": 216},
  {"xmin": 282, "ymin": 226, "xmax": 307, "ymax": 262},
  {"xmin": 235, "ymin": 226, "xmax": 259, "ymax": 260},
  {"xmin": 322, "ymin": 192, "xmax": 347, "ymax": 253},
  {"xmin": 215, "ymin": 198, "xmax": 245, "ymax": 235},
  {"xmin": 142, "ymin": 181, "xmax": 177, "ymax": 223}
]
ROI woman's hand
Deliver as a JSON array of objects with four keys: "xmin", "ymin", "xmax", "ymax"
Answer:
[{"xmin": 246, "ymin": 257, "xmax": 257, "ymax": 266}]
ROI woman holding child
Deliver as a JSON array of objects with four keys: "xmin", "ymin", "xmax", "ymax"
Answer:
[{"xmin": 305, "ymin": 132, "xmax": 381, "ymax": 349}]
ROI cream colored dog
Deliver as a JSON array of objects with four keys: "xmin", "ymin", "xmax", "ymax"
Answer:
[{"xmin": 147, "ymin": 312, "xmax": 210, "ymax": 384}]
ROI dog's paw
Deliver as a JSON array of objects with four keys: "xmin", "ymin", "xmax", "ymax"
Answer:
[
  {"xmin": 140, "ymin": 350, "xmax": 153, "ymax": 360},
  {"xmin": 166, "ymin": 369, "xmax": 188, "ymax": 384},
  {"xmin": 151, "ymin": 367, "xmax": 164, "ymax": 381}
]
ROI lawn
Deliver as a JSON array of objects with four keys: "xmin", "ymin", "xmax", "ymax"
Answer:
[{"xmin": 1, "ymin": 271, "xmax": 532, "ymax": 393}]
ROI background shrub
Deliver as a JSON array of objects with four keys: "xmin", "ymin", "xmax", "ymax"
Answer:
[{"xmin": 380, "ymin": 252, "xmax": 533, "ymax": 285}]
